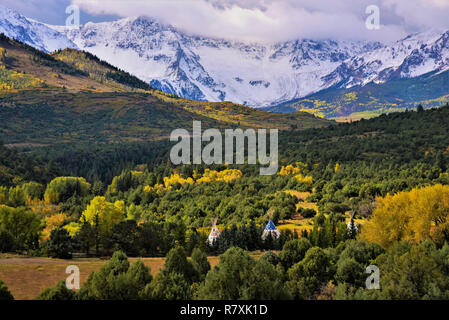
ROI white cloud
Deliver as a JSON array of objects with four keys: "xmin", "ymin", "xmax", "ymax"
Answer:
[
  {"xmin": 384, "ymin": 0, "xmax": 449, "ymax": 33},
  {"xmin": 66, "ymin": 0, "xmax": 449, "ymax": 43}
]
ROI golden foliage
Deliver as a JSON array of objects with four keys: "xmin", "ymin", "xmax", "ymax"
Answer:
[
  {"xmin": 27, "ymin": 199, "xmax": 59, "ymax": 216},
  {"xmin": 360, "ymin": 184, "xmax": 449, "ymax": 248},
  {"xmin": 144, "ymin": 169, "xmax": 243, "ymax": 193},
  {"xmin": 334, "ymin": 163, "xmax": 340, "ymax": 173},
  {"xmin": 45, "ymin": 213, "xmax": 68, "ymax": 230},
  {"xmin": 294, "ymin": 174, "xmax": 313, "ymax": 187},
  {"xmin": 80, "ymin": 196, "xmax": 125, "ymax": 236},
  {"xmin": 278, "ymin": 165, "xmax": 300, "ymax": 176},
  {"xmin": 63, "ymin": 222, "xmax": 81, "ymax": 237},
  {"xmin": 163, "ymin": 173, "xmax": 195, "ymax": 188},
  {"xmin": 317, "ymin": 281, "xmax": 337, "ymax": 300},
  {"xmin": 44, "ymin": 177, "xmax": 91, "ymax": 204},
  {"xmin": 144, "ymin": 183, "xmax": 168, "ymax": 194},
  {"xmin": 196, "ymin": 169, "xmax": 242, "ymax": 183},
  {"xmin": 278, "ymin": 162, "xmax": 308, "ymax": 176},
  {"xmin": 42, "ymin": 213, "xmax": 68, "ymax": 241},
  {"xmin": 0, "ymin": 67, "xmax": 45, "ymax": 90}
]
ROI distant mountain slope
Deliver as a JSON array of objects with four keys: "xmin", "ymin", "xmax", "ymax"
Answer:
[
  {"xmin": 324, "ymin": 30, "xmax": 449, "ymax": 88},
  {"xmin": 0, "ymin": 33, "xmax": 145, "ymax": 92},
  {"xmin": 1, "ymin": 6, "xmax": 449, "ymax": 113},
  {"xmin": 51, "ymin": 48, "xmax": 153, "ymax": 91},
  {"xmin": 0, "ymin": 34, "xmax": 331, "ymax": 145},
  {"xmin": 266, "ymin": 69, "xmax": 449, "ymax": 119},
  {"xmin": 0, "ymin": 90, "xmax": 218, "ymax": 144},
  {"xmin": 52, "ymin": 16, "xmax": 449, "ymax": 111},
  {"xmin": 55, "ymin": 16, "xmax": 378, "ymax": 108},
  {"xmin": 0, "ymin": 5, "xmax": 76, "ymax": 52}
]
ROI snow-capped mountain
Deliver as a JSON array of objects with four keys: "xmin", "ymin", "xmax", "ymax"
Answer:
[
  {"xmin": 1, "ymin": 5, "xmax": 449, "ymax": 108},
  {"xmin": 54, "ymin": 16, "xmax": 382, "ymax": 107},
  {"xmin": 324, "ymin": 30, "xmax": 449, "ymax": 89},
  {"xmin": 0, "ymin": 5, "xmax": 76, "ymax": 53},
  {"xmin": 54, "ymin": 17, "xmax": 449, "ymax": 108}
]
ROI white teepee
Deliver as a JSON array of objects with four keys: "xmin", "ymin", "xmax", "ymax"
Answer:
[
  {"xmin": 208, "ymin": 217, "xmax": 220, "ymax": 245},
  {"xmin": 347, "ymin": 212, "xmax": 359, "ymax": 232}
]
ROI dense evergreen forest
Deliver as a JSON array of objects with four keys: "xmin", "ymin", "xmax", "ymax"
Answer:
[{"xmin": 2, "ymin": 104, "xmax": 449, "ymax": 300}]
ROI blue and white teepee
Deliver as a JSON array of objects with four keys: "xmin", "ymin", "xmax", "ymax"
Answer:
[{"xmin": 261, "ymin": 216, "xmax": 280, "ymax": 240}]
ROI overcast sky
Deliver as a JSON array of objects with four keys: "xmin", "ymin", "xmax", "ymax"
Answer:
[{"xmin": 3, "ymin": 0, "xmax": 449, "ymax": 43}]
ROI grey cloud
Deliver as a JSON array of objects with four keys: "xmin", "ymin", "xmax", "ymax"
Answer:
[{"xmin": 7, "ymin": 0, "xmax": 449, "ymax": 43}]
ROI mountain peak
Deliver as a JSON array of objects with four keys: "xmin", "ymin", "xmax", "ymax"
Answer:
[
  {"xmin": 1, "ymin": 5, "xmax": 449, "ymax": 111},
  {"xmin": 0, "ymin": 5, "xmax": 77, "ymax": 52}
]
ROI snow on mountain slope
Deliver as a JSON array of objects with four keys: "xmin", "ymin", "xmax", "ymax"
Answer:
[
  {"xmin": 0, "ymin": 5, "xmax": 76, "ymax": 52},
  {"xmin": 56, "ymin": 15, "xmax": 449, "ymax": 108},
  {"xmin": 54, "ymin": 16, "xmax": 377, "ymax": 107},
  {"xmin": 194, "ymin": 39, "xmax": 380, "ymax": 107},
  {"xmin": 325, "ymin": 30, "xmax": 449, "ymax": 88},
  {"xmin": 1, "ymin": 5, "xmax": 449, "ymax": 109}
]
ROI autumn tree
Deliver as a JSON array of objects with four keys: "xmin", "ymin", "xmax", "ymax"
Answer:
[
  {"xmin": 44, "ymin": 177, "xmax": 91, "ymax": 204},
  {"xmin": 0, "ymin": 206, "xmax": 41, "ymax": 251},
  {"xmin": 361, "ymin": 185, "xmax": 449, "ymax": 248},
  {"xmin": 80, "ymin": 196, "xmax": 125, "ymax": 253}
]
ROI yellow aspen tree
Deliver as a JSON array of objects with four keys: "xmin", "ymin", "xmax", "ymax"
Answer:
[
  {"xmin": 80, "ymin": 196, "xmax": 125, "ymax": 236},
  {"xmin": 360, "ymin": 184, "xmax": 449, "ymax": 248}
]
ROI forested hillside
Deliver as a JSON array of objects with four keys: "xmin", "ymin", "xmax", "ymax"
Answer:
[
  {"xmin": 2, "ymin": 105, "xmax": 449, "ymax": 300},
  {"xmin": 0, "ymin": 33, "xmax": 330, "ymax": 146},
  {"xmin": 267, "ymin": 70, "xmax": 449, "ymax": 120},
  {"xmin": 2, "ymin": 33, "xmax": 449, "ymax": 301},
  {"xmin": 1, "ymin": 104, "xmax": 448, "ymax": 247}
]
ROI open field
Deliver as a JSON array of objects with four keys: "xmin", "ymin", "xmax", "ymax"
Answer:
[
  {"xmin": 0, "ymin": 256, "xmax": 178, "ymax": 300},
  {"xmin": 277, "ymin": 190, "xmax": 318, "ymax": 233},
  {"xmin": 0, "ymin": 252, "xmax": 264, "ymax": 300}
]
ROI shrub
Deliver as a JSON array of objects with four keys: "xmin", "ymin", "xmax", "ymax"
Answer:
[
  {"xmin": 0, "ymin": 206, "xmax": 41, "ymax": 251},
  {"xmin": 279, "ymin": 238, "xmax": 312, "ymax": 270},
  {"xmin": 0, "ymin": 228, "xmax": 14, "ymax": 252},
  {"xmin": 300, "ymin": 208, "xmax": 317, "ymax": 218},
  {"xmin": 77, "ymin": 251, "xmax": 151, "ymax": 300},
  {"xmin": 0, "ymin": 279, "xmax": 13, "ymax": 300},
  {"xmin": 47, "ymin": 228, "xmax": 73, "ymax": 259},
  {"xmin": 191, "ymin": 247, "xmax": 210, "ymax": 280},
  {"xmin": 197, "ymin": 247, "xmax": 290, "ymax": 300},
  {"xmin": 36, "ymin": 280, "xmax": 75, "ymax": 300}
]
